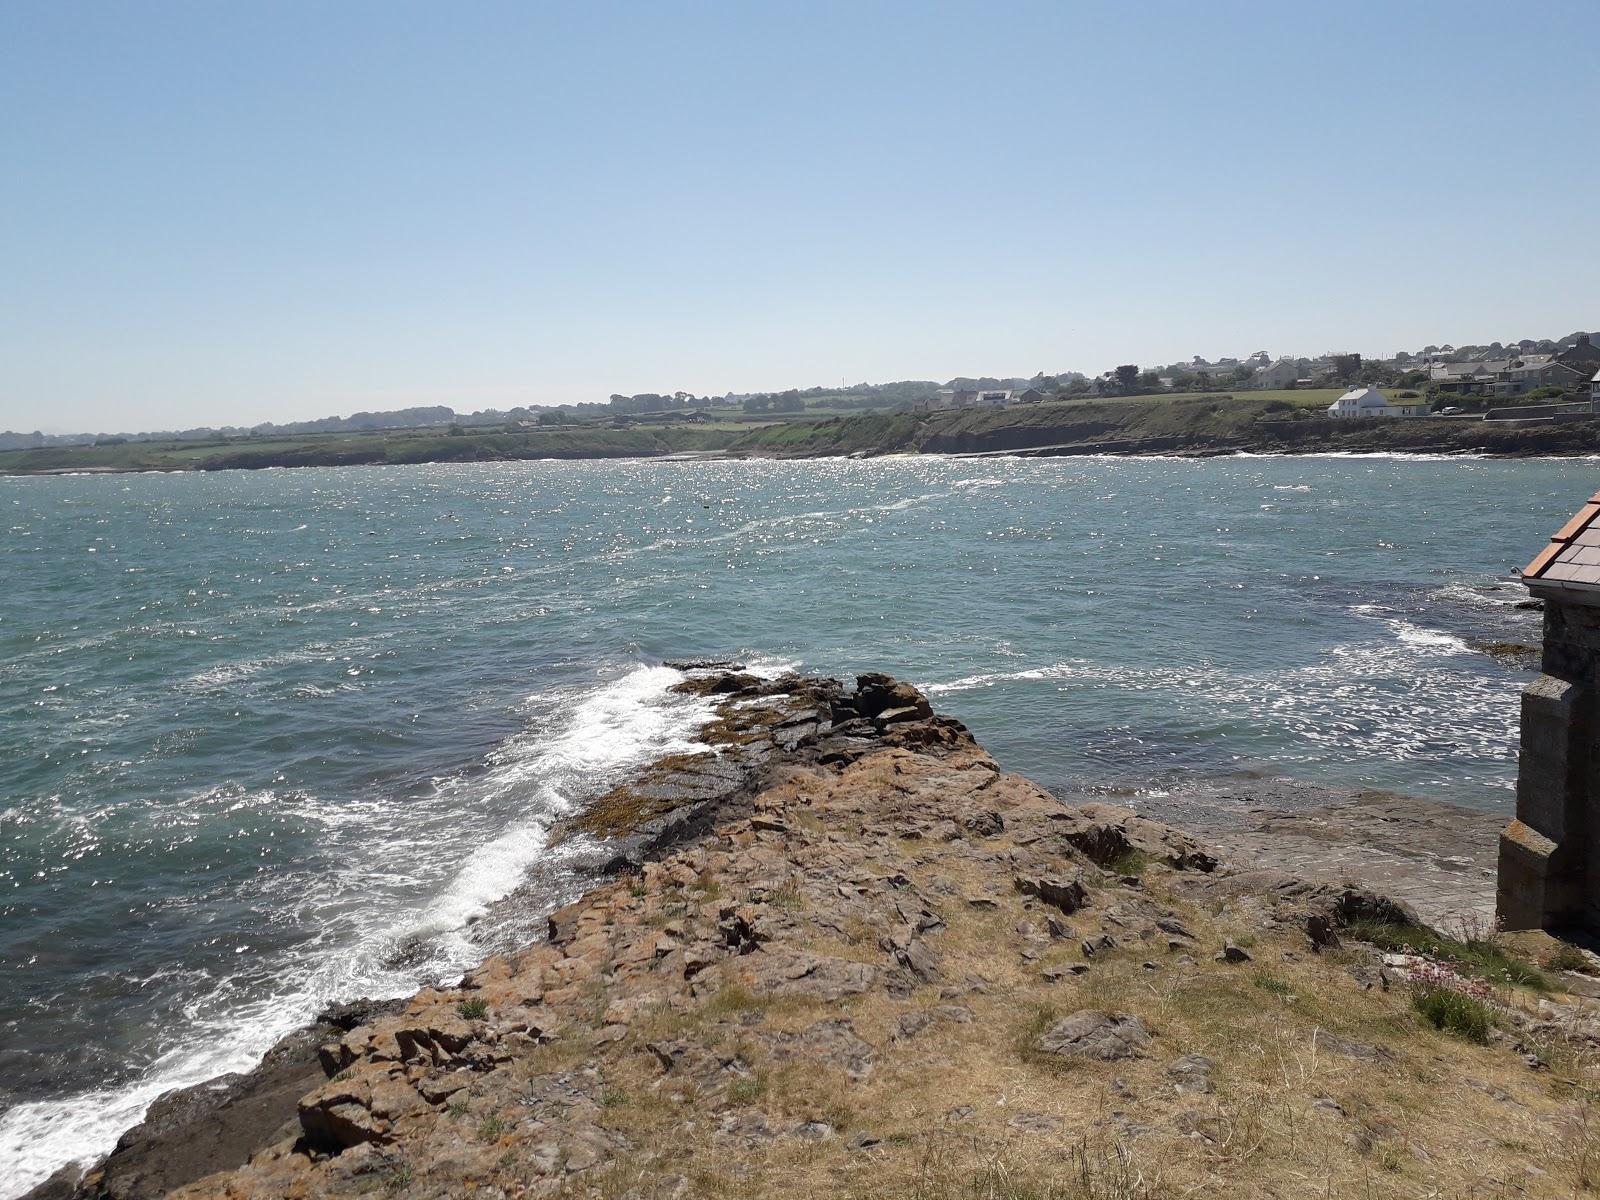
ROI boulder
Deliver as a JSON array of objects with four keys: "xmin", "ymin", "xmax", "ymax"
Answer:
[
  {"xmin": 1035, "ymin": 1011, "xmax": 1151, "ymax": 1061},
  {"xmin": 1165, "ymin": 1054, "xmax": 1215, "ymax": 1094}
]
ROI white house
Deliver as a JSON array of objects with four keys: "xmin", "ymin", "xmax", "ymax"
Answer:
[{"xmin": 1327, "ymin": 386, "xmax": 1428, "ymax": 419}]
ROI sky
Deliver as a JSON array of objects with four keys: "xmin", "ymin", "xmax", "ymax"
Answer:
[{"xmin": 2, "ymin": 1, "xmax": 1596, "ymax": 433}]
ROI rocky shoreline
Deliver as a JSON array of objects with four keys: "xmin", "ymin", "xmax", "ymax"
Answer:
[{"xmin": 27, "ymin": 669, "xmax": 1600, "ymax": 1199}]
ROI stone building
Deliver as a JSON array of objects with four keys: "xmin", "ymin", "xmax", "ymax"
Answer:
[{"xmin": 1498, "ymin": 492, "xmax": 1600, "ymax": 930}]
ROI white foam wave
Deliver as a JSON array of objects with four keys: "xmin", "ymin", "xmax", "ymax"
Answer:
[
  {"xmin": 0, "ymin": 664, "xmax": 712, "ymax": 1199},
  {"xmin": 923, "ymin": 662, "xmax": 1082, "ymax": 694},
  {"xmin": 1349, "ymin": 606, "xmax": 1471, "ymax": 654}
]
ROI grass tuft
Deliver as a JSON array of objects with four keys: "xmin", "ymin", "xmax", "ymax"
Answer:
[
  {"xmin": 383, "ymin": 1163, "xmax": 415, "ymax": 1192},
  {"xmin": 1410, "ymin": 982, "xmax": 1493, "ymax": 1043},
  {"xmin": 457, "ymin": 997, "xmax": 489, "ymax": 1020},
  {"xmin": 1251, "ymin": 970, "xmax": 1292, "ymax": 997},
  {"xmin": 1105, "ymin": 849, "xmax": 1151, "ymax": 878}
]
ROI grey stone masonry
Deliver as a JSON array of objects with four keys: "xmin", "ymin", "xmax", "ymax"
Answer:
[{"xmin": 1499, "ymin": 498, "xmax": 1600, "ymax": 931}]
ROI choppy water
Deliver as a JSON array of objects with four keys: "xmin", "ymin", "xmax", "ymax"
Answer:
[{"xmin": 0, "ymin": 454, "xmax": 1585, "ymax": 1192}]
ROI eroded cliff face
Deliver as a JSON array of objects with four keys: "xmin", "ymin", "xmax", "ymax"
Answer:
[{"xmin": 48, "ymin": 673, "xmax": 1600, "ymax": 1199}]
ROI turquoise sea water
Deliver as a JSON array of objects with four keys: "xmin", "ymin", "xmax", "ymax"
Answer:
[{"xmin": 0, "ymin": 454, "xmax": 1588, "ymax": 1191}]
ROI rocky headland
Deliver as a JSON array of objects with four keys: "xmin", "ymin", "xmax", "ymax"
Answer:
[{"xmin": 31, "ymin": 670, "xmax": 1600, "ymax": 1199}]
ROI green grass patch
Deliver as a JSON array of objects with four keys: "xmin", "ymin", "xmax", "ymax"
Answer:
[
  {"xmin": 1252, "ymin": 970, "xmax": 1292, "ymax": 997},
  {"xmin": 726, "ymin": 1075, "xmax": 767, "ymax": 1105},
  {"xmin": 1347, "ymin": 920, "xmax": 1551, "ymax": 991},
  {"xmin": 456, "ymin": 997, "xmax": 489, "ymax": 1020},
  {"xmin": 383, "ymin": 1163, "xmax": 416, "ymax": 1192},
  {"xmin": 476, "ymin": 1114, "xmax": 511, "ymax": 1141},
  {"xmin": 1013, "ymin": 1004, "xmax": 1078, "ymax": 1077},
  {"xmin": 1410, "ymin": 983, "xmax": 1493, "ymax": 1044},
  {"xmin": 1105, "ymin": 848, "xmax": 1150, "ymax": 878}
]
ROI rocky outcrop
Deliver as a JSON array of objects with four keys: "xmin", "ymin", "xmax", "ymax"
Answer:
[{"xmin": 44, "ymin": 670, "xmax": 1600, "ymax": 1200}]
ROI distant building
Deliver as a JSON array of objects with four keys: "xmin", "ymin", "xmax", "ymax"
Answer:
[
  {"xmin": 933, "ymin": 388, "xmax": 978, "ymax": 410},
  {"xmin": 1326, "ymin": 385, "xmax": 1426, "ymax": 419},
  {"xmin": 1014, "ymin": 387, "xmax": 1051, "ymax": 404},
  {"xmin": 1556, "ymin": 335, "xmax": 1600, "ymax": 377},
  {"xmin": 1250, "ymin": 359, "xmax": 1300, "ymax": 390},
  {"xmin": 975, "ymin": 390, "xmax": 1013, "ymax": 407}
]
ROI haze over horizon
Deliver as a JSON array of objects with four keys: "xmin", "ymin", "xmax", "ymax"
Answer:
[{"xmin": 3, "ymin": 0, "xmax": 1596, "ymax": 433}]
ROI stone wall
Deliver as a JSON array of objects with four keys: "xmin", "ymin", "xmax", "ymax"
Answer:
[{"xmin": 1498, "ymin": 596, "xmax": 1600, "ymax": 930}]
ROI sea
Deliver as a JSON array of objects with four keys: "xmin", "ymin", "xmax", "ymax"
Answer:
[{"xmin": 0, "ymin": 453, "xmax": 1588, "ymax": 1193}]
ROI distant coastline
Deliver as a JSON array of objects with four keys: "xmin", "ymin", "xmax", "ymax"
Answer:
[{"xmin": 5, "ymin": 393, "xmax": 1600, "ymax": 476}]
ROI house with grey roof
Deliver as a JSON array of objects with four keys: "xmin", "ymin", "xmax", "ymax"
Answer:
[{"xmin": 1500, "ymin": 494, "xmax": 1600, "ymax": 930}]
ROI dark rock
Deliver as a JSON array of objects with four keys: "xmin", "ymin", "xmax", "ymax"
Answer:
[
  {"xmin": 1307, "ymin": 914, "xmax": 1341, "ymax": 952},
  {"xmin": 1013, "ymin": 872, "xmax": 1089, "ymax": 915},
  {"xmin": 964, "ymin": 810, "xmax": 1004, "ymax": 837},
  {"xmin": 852, "ymin": 674, "xmax": 933, "ymax": 721},
  {"xmin": 1215, "ymin": 942, "xmax": 1252, "ymax": 964}
]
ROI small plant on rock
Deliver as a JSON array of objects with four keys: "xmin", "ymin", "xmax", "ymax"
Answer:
[
  {"xmin": 477, "ymin": 1114, "xmax": 511, "ymax": 1142},
  {"xmin": 1543, "ymin": 943, "xmax": 1590, "ymax": 974},
  {"xmin": 1106, "ymin": 848, "xmax": 1151, "ymax": 878},
  {"xmin": 383, "ymin": 1164, "xmax": 415, "ymax": 1192},
  {"xmin": 457, "ymin": 997, "xmax": 489, "ymax": 1021}
]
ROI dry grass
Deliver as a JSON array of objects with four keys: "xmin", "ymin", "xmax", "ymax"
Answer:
[
  {"xmin": 598, "ymin": 851, "xmax": 1588, "ymax": 1199},
  {"xmin": 523, "ymin": 769, "xmax": 1600, "ymax": 1199}
]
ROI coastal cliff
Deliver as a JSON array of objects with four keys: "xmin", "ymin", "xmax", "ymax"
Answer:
[
  {"xmin": 38, "ymin": 671, "xmax": 1600, "ymax": 1199},
  {"xmin": 7, "ymin": 397, "xmax": 1600, "ymax": 475}
]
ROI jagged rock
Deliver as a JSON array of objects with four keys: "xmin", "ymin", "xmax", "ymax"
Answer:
[
  {"xmin": 1050, "ymin": 804, "xmax": 1218, "ymax": 872},
  {"xmin": 1013, "ymin": 872, "xmax": 1089, "ymax": 915},
  {"xmin": 1035, "ymin": 1011, "xmax": 1151, "ymax": 1061},
  {"xmin": 1216, "ymin": 942, "xmax": 1252, "ymax": 964},
  {"xmin": 964, "ymin": 810, "xmax": 1004, "ymax": 836},
  {"xmin": 299, "ymin": 1074, "xmax": 392, "ymax": 1151},
  {"xmin": 671, "ymin": 672, "xmax": 763, "ymax": 697},
  {"xmin": 852, "ymin": 674, "xmax": 933, "ymax": 722}
]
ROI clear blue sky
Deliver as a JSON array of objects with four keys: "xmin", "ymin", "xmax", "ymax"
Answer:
[{"xmin": 2, "ymin": 1, "xmax": 1595, "ymax": 432}]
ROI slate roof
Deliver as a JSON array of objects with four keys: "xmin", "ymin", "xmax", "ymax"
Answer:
[{"xmin": 1523, "ymin": 494, "xmax": 1600, "ymax": 590}]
